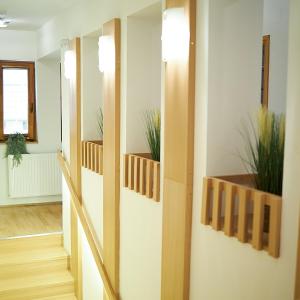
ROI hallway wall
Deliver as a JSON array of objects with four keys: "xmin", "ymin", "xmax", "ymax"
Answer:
[
  {"xmin": 44, "ymin": 0, "xmax": 298, "ymax": 299},
  {"xmin": 0, "ymin": 30, "xmax": 62, "ymax": 205}
]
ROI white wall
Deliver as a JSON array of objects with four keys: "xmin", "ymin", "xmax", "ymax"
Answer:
[
  {"xmin": 0, "ymin": 29, "xmax": 62, "ymax": 205},
  {"xmin": 81, "ymin": 36, "xmax": 103, "ymax": 141},
  {"xmin": 47, "ymin": 1, "xmax": 163, "ymax": 299},
  {"xmin": 61, "ymin": 50, "xmax": 71, "ymax": 253},
  {"xmin": 46, "ymin": 0, "xmax": 298, "ymax": 299},
  {"xmin": 120, "ymin": 4, "xmax": 163, "ymax": 299},
  {"xmin": 190, "ymin": 1, "xmax": 295, "ymax": 299},
  {"xmin": 80, "ymin": 223, "xmax": 104, "ymax": 300},
  {"xmin": 126, "ymin": 6, "xmax": 162, "ymax": 153},
  {"xmin": 206, "ymin": 0, "xmax": 262, "ymax": 177},
  {"xmin": 81, "ymin": 168, "xmax": 103, "ymax": 247},
  {"xmin": 263, "ymin": 0, "xmax": 289, "ymax": 114}
]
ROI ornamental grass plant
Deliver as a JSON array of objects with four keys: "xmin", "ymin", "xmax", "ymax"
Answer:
[
  {"xmin": 242, "ymin": 107, "xmax": 285, "ymax": 196},
  {"xmin": 97, "ymin": 107, "xmax": 103, "ymax": 138},
  {"xmin": 145, "ymin": 110, "xmax": 161, "ymax": 162}
]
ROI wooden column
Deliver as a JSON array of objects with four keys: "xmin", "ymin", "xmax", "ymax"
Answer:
[
  {"xmin": 102, "ymin": 19, "xmax": 121, "ymax": 298},
  {"xmin": 161, "ymin": 0, "xmax": 196, "ymax": 299},
  {"xmin": 69, "ymin": 37, "xmax": 83, "ymax": 300}
]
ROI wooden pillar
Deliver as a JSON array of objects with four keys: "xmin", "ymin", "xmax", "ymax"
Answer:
[
  {"xmin": 161, "ymin": 0, "xmax": 196, "ymax": 299},
  {"xmin": 69, "ymin": 37, "xmax": 83, "ymax": 300},
  {"xmin": 102, "ymin": 19, "xmax": 121, "ymax": 298}
]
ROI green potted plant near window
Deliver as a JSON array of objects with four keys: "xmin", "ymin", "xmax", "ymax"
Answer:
[{"xmin": 5, "ymin": 133, "xmax": 28, "ymax": 167}]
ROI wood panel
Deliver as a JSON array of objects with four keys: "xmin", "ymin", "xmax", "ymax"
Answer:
[
  {"xmin": 102, "ymin": 18, "xmax": 121, "ymax": 298},
  {"xmin": 201, "ymin": 177, "xmax": 282, "ymax": 258},
  {"xmin": 81, "ymin": 141, "xmax": 103, "ymax": 175},
  {"xmin": 68, "ymin": 37, "xmax": 82, "ymax": 300},
  {"xmin": 261, "ymin": 35, "xmax": 270, "ymax": 108},
  {"xmin": 124, "ymin": 153, "xmax": 160, "ymax": 202},
  {"xmin": 161, "ymin": 0, "xmax": 196, "ymax": 298}
]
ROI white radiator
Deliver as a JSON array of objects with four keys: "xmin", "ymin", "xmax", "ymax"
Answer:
[{"xmin": 8, "ymin": 153, "xmax": 62, "ymax": 198}]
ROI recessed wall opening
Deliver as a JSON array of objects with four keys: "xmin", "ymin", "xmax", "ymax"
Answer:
[
  {"xmin": 201, "ymin": 0, "xmax": 288, "ymax": 256},
  {"xmin": 81, "ymin": 30, "xmax": 103, "ymax": 142},
  {"xmin": 126, "ymin": 2, "xmax": 162, "ymax": 155}
]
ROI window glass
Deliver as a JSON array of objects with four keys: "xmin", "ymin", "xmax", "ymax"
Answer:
[{"xmin": 3, "ymin": 68, "xmax": 29, "ymax": 134}]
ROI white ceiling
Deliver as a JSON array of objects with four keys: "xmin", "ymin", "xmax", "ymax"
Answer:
[{"xmin": 0, "ymin": 0, "xmax": 84, "ymax": 31}]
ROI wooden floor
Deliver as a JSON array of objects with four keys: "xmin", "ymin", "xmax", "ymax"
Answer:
[{"xmin": 0, "ymin": 203, "xmax": 62, "ymax": 239}]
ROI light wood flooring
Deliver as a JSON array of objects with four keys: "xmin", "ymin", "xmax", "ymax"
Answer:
[{"xmin": 0, "ymin": 203, "xmax": 62, "ymax": 239}]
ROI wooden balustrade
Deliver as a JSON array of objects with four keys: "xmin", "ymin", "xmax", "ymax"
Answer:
[
  {"xmin": 124, "ymin": 153, "xmax": 160, "ymax": 202},
  {"xmin": 201, "ymin": 176, "xmax": 282, "ymax": 258},
  {"xmin": 81, "ymin": 141, "xmax": 103, "ymax": 175}
]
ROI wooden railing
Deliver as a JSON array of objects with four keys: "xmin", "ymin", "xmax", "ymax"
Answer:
[
  {"xmin": 201, "ymin": 176, "xmax": 282, "ymax": 258},
  {"xmin": 57, "ymin": 152, "xmax": 117, "ymax": 300},
  {"xmin": 124, "ymin": 153, "xmax": 160, "ymax": 202},
  {"xmin": 81, "ymin": 141, "xmax": 103, "ymax": 175}
]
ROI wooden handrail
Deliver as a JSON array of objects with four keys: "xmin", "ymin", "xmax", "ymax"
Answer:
[{"xmin": 57, "ymin": 151, "xmax": 117, "ymax": 300}]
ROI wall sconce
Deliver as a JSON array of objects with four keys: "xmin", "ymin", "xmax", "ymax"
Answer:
[
  {"xmin": 161, "ymin": 8, "xmax": 190, "ymax": 62},
  {"xmin": 98, "ymin": 35, "xmax": 115, "ymax": 73},
  {"xmin": 64, "ymin": 50, "xmax": 76, "ymax": 80}
]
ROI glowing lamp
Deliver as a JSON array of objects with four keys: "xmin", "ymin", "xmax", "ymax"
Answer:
[
  {"xmin": 64, "ymin": 50, "xmax": 76, "ymax": 80},
  {"xmin": 161, "ymin": 8, "xmax": 190, "ymax": 62},
  {"xmin": 98, "ymin": 36, "xmax": 115, "ymax": 73}
]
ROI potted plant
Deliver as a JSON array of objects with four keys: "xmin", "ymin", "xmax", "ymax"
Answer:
[
  {"xmin": 241, "ymin": 107, "xmax": 285, "ymax": 231},
  {"xmin": 145, "ymin": 109, "xmax": 161, "ymax": 162},
  {"xmin": 5, "ymin": 133, "xmax": 28, "ymax": 167}
]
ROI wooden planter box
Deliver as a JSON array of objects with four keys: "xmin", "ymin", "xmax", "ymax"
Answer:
[
  {"xmin": 81, "ymin": 141, "xmax": 103, "ymax": 175},
  {"xmin": 124, "ymin": 153, "xmax": 160, "ymax": 202},
  {"xmin": 201, "ymin": 175, "xmax": 282, "ymax": 258}
]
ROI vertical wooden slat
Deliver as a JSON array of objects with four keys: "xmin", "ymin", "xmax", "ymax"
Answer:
[
  {"xmin": 94, "ymin": 144, "xmax": 99, "ymax": 173},
  {"xmin": 153, "ymin": 162, "xmax": 160, "ymax": 202},
  {"xmin": 268, "ymin": 197, "xmax": 282, "ymax": 258},
  {"xmin": 201, "ymin": 177, "xmax": 211, "ymax": 225},
  {"xmin": 139, "ymin": 158, "xmax": 146, "ymax": 195},
  {"xmin": 86, "ymin": 142, "xmax": 90, "ymax": 169},
  {"xmin": 84, "ymin": 142, "xmax": 88, "ymax": 168},
  {"xmin": 91, "ymin": 143, "xmax": 95, "ymax": 171},
  {"xmin": 146, "ymin": 159, "xmax": 154, "ymax": 198},
  {"xmin": 212, "ymin": 180, "xmax": 223, "ymax": 230},
  {"xmin": 224, "ymin": 184, "xmax": 236, "ymax": 236},
  {"xmin": 99, "ymin": 146, "xmax": 103, "ymax": 175},
  {"xmin": 252, "ymin": 192, "xmax": 265, "ymax": 250},
  {"xmin": 128, "ymin": 155, "xmax": 135, "ymax": 190},
  {"xmin": 134, "ymin": 156, "xmax": 140, "ymax": 193},
  {"xmin": 237, "ymin": 188, "xmax": 249, "ymax": 243},
  {"xmin": 81, "ymin": 142, "xmax": 84, "ymax": 167},
  {"xmin": 94, "ymin": 144, "xmax": 97, "ymax": 172},
  {"xmin": 124, "ymin": 154, "xmax": 129, "ymax": 187}
]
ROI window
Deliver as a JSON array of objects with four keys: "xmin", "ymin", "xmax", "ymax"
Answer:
[{"xmin": 0, "ymin": 61, "xmax": 36, "ymax": 141}]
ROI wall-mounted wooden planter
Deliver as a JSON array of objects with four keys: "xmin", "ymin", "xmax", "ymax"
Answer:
[
  {"xmin": 81, "ymin": 141, "xmax": 103, "ymax": 175},
  {"xmin": 124, "ymin": 153, "xmax": 160, "ymax": 202},
  {"xmin": 201, "ymin": 176, "xmax": 282, "ymax": 258}
]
